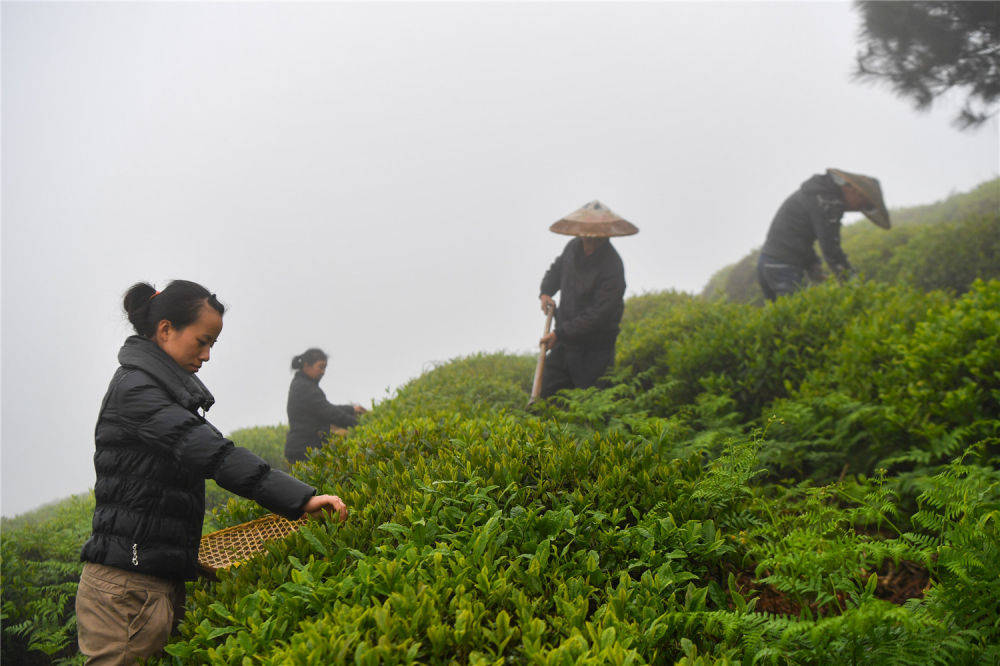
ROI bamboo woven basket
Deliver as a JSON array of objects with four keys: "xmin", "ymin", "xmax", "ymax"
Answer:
[{"xmin": 197, "ymin": 513, "xmax": 308, "ymax": 576}]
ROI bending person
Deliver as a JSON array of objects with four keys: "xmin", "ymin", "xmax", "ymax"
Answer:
[
  {"xmin": 757, "ymin": 168, "xmax": 890, "ymax": 301},
  {"xmin": 285, "ymin": 348, "xmax": 366, "ymax": 463},
  {"xmin": 77, "ymin": 280, "xmax": 347, "ymax": 665}
]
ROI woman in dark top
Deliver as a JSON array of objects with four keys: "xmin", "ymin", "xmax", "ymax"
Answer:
[
  {"xmin": 76, "ymin": 280, "xmax": 348, "ymax": 665},
  {"xmin": 285, "ymin": 348, "xmax": 366, "ymax": 463}
]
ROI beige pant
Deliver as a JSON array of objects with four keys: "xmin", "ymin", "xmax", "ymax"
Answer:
[{"xmin": 75, "ymin": 562, "xmax": 186, "ymax": 665}]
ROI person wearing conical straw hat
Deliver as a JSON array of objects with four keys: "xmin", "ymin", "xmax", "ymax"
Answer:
[
  {"xmin": 536, "ymin": 200, "xmax": 637, "ymax": 398},
  {"xmin": 757, "ymin": 168, "xmax": 889, "ymax": 301}
]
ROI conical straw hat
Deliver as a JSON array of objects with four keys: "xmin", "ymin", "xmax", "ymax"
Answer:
[
  {"xmin": 827, "ymin": 168, "xmax": 890, "ymax": 229},
  {"xmin": 549, "ymin": 200, "xmax": 639, "ymax": 238}
]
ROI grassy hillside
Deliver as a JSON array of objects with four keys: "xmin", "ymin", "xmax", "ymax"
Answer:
[
  {"xmin": 156, "ymin": 281, "xmax": 998, "ymax": 664},
  {"xmin": 2, "ymin": 181, "xmax": 997, "ymax": 664},
  {"xmin": 702, "ymin": 178, "xmax": 1000, "ymax": 304}
]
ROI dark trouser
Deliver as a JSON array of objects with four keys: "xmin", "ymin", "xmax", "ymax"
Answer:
[
  {"xmin": 757, "ymin": 254, "xmax": 805, "ymax": 302},
  {"xmin": 540, "ymin": 341, "xmax": 615, "ymax": 398}
]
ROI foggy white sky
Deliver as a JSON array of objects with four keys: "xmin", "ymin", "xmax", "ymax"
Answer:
[{"xmin": 2, "ymin": 2, "xmax": 997, "ymax": 517}]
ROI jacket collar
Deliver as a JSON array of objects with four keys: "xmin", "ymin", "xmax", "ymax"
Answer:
[
  {"xmin": 570, "ymin": 237, "xmax": 612, "ymax": 263},
  {"xmin": 294, "ymin": 370, "xmax": 320, "ymax": 384},
  {"xmin": 118, "ymin": 336, "xmax": 216, "ymax": 412}
]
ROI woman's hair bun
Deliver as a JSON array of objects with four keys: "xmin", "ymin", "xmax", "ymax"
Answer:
[
  {"xmin": 291, "ymin": 355, "xmax": 304, "ymax": 370},
  {"xmin": 123, "ymin": 283, "xmax": 158, "ymax": 337}
]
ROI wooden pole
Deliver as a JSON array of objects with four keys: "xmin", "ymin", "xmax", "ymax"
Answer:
[{"xmin": 528, "ymin": 304, "xmax": 554, "ymax": 406}]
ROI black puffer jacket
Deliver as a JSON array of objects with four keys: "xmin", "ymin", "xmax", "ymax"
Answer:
[
  {"xmin": 80, "ymin": 336, "xmax": 316, "ymax": 581},
  {"xmin": 761, "ymin": 173, "xmax": 851, "ymax": 271},
  {"xmin": 540, "ymin": 238, "xmax": 626, "ymax": 346},
  {"xmin": 285, "ymin": 371, "xmax": 358, "ymax": 462}
]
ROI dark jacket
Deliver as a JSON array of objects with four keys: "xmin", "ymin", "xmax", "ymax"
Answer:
[
  {"xmin": 540, "ymin": 238, "xmax": 626, "ymax": 346},
  {"xmin": 80, "ymin": 336, "xmax": 315, "ymax": 581},
  {"xmin": 285, "ymin": 371, "xmax": 358, "ymax": 462},
  {"xmin": 761, "ymin": 173, "xmax": 851, "ymax": 272}
]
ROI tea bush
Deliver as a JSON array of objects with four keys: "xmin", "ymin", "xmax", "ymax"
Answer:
[
  {"xmin": 366, "ymin": 352, "xmax": 536, "ymax": 424},
  {"xmin": 614, "ymin": 281, "xmax": 897, "ymax": 419},
  {"xmin": 157, "ymin": 416, "xmax": 999, "ymax": 663},
  {"xmin": 764, "ymin": 280, "xmax": 1000, "ymax": 481},
  {"xmin": 1, "ymin": 493, "xmax": 93, "ymax": 665}
]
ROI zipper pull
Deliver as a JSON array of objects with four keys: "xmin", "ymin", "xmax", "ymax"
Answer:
[{"xmin": 132, "ymin": 543, "xmax": 139, "ymax": 566}]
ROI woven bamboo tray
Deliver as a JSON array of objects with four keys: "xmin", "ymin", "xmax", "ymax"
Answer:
[{"xmin": 198, "ymin": 513, "xmax": 308, "ymax": 576}]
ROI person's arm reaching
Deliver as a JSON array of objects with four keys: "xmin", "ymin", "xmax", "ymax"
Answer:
[
  {"xmin": 300, "ymin": 382, "xmax": 359, "ymax": 428},
  {"xmin": 809, "ymin": 195, "xmax": 851, "ymax": 276},
  {"xmin": 119, "ymin": 376, "xmax": 317, "ymax": 520}
]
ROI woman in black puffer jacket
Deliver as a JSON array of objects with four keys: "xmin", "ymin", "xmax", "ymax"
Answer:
[
  {"xmin": 76, "ymin": 280, "xmax": 349, "ymax": 665},
  {"xmin": 284, "ymin": 348, "xmax": 366, "ymax": 463}
]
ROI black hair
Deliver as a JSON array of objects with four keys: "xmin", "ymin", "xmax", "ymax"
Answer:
[
  {"xmin": 291, "ymin": 348, "xmax": 327, "ymax": 370},
  {"xmin": 123, "ymin": 280, "xmax": 225, "ymax": 339}
]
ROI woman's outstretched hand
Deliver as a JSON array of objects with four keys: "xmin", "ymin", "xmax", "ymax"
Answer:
[{"xmin": 302, "ymin": 494, "xmax": 348, "ymax": 523}]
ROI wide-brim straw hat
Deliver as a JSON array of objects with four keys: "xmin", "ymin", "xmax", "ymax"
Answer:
[
  {"xmin": 827, "ymin": 168, "xmax": 890, "ymax": 229},
  {"xmin": 549, "ymin": 200, "xmax": 639, "ymax": 238}
]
